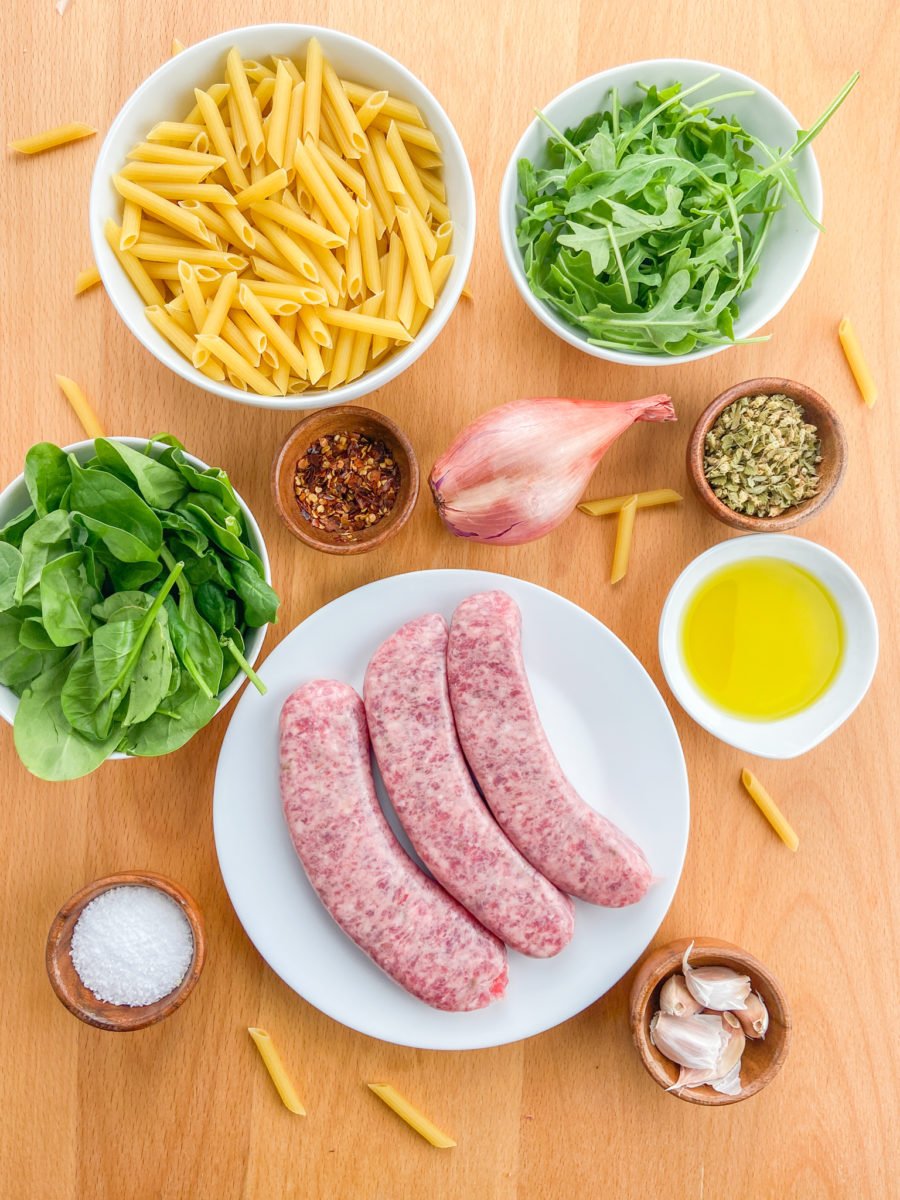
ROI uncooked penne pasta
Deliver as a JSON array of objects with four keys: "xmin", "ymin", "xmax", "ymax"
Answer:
[
  {"xmin": 75, "ymin": 265, "xmax": 102, "ymax": 295},
  {"xmin": 303, "ymin": 38, "xmax": 324, "ymax": 143},
  {"xmin": 226, "ymin": 47, "xmax": 265, "ymax": 164},
  {"xmin": 110, "ymin": 40, "xmax": 451, "ymax": 395},
  {"xmin": 321, "ymin": 59, "xmax": 367, "ymax": 155},
  {"xmin": 395, "ymin": 206, "xmax": 433, "ymax": 308},
  {"xmin": 740, "ymin": 769, "xmax": 799, "ymax": 851},
  {"xmin": 367, "ymin": 1084, "xmax": 455, "ymax": 1149},
  {"xmin": 247, "ymin": 1027, "xmax": 307, "ymax": 1108},
  {"xmin": 578, "ymin": 489, "xmax": 683, "ymax": 516},
  {"xmin": 610, "ymin": 495, "xmax": 638, "ymax": 584},
  {"xmin": 171, "ymin": 37, "xmax": 186, "ymax": 56},
  {"xmin": 9, "ymin": 122, "xmax": 96, "ymax": 154},
  {"xmin": 838, "ymin": 316, "xmax": 877, "ymax": 407},
  {"xmin": 55, "ymin": 375, "xmax": 105, "ymax": 438}
]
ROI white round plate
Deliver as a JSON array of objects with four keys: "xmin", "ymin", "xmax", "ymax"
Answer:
[{"xmin": 213, "ymin": 569, "xmax": 689, "ymax": 1049}]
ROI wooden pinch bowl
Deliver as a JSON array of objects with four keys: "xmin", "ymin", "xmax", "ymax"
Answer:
[
  {"xmin": 272, "ymin": 405, "xmax": 419, "ymax": 555},
  {"xmin": 46, "ymin": 871, "xmax": 206, "ymax": 1032},
  {"xmin": 687, "ymin": 377, "xmax": 847, "ymax": 532},
  {"xmin": 629, "ymin": 937, "xmax": 791, "ymax": 1105}
]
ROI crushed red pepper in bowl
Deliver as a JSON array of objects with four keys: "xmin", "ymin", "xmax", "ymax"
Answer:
[
  {"xmin": 294, "ymin": 431, "xmax": 401, "ymax": 537},
  {"xmin": 272, "ymin": 405, "xmax": 420, "ymax": 556}
]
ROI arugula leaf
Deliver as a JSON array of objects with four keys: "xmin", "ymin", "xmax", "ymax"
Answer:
[{"xmin": 515, "ymin": 73, "xmax": 858, "ymax": 355}]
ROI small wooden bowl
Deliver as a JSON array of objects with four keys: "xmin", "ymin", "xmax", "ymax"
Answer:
[
  {"xmin": 271, "ymin": 405, "xmax": 420, "ymax": 555},
  {"xmin": 687, "ymin": 378, "xmax": 847, "ymax": 532},
  {"xmin": 630, "ymin": 937, "xmax": 791, "ymax": 1105},
  {"xmin": 46, "ymin": 871, "xmax": 206, "ymax": 1032}
]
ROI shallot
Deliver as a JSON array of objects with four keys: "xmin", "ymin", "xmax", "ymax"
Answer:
[{"xmin": 429, "ymin": 394, "xmax": 675, "ymax": 545}]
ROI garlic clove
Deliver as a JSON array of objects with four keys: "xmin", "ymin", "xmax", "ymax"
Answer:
[
  {"xmin": 659, "ymin": 973, "xmax": 702, "ymax": 1017},
  {"xmin": 716, "ymin": 1013, "xmax": 746, "ymax": 1080},
  {"xmin": 709, "ymin": 1060, "xmax": 743, "ymax": 1096},
  {"xmin": 666, "ymin": 1065, "xmax": 721, "ymax": 1092},
  {"xmin": 649, "ymin": 1011, "xmax": 728, "ymax": 1071},
  {"xmin": 734, "ymin": 990, "xmax": 769, "ymax": 1039},
  {"xmin": 682, "ymin": 942, "xmax": 752, "ymax": 1011}
]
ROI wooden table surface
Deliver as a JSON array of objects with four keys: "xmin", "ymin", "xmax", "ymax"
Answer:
[{"xmin": 1, "ymin": 2, "xmax": 897, "ymax": 1197}]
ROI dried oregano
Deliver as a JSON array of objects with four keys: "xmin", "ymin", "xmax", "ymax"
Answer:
[{"xmin": 703, "ymin": 393, "xmax": 822, "ymax": 517}]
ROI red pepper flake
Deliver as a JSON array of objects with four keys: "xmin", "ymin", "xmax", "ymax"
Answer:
[{"xmin": 293, "ymin": 430, "xmax": 401, "ymax": 537}]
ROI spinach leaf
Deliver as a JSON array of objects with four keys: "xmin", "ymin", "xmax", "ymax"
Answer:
[
  {"xmin": 0, "ymin": 505, "xmax": 36, "ymax": 548},
  {"xmin": 40, "ymin": 551, "xmax": 100, "ymax": 646},
  {"xmin": 92, "ymin": 591, "xmax": 155, "ymax": 623},
  {"xmin": 120, "ymin": 620, "xmax": 174, "ymax": 726},
  {"xmin": 14, "ymin": 649, "xmax": 123, "ymax": 781},
  {"xmin": 161, "ymin": 571, "xmax": 223, "ymax": 700},
  {"xmin": 94, "ymin": 438, "xmax": 189, "ymax": 510},
  {"xmin": 0, "ymin": 613, "xmax": 43, "ymax": 690},
  {"xmin": 60, "ymin": 561, "xmax": 182, "ymax": 739},
  {"xmin": 24, "ymin": 443, "xmax": 72, "ymax": 518},
  {"xmin": 94, "ymin": 551, "xmax": 162, "ymax": 590},
  {"xmin": 67, "ymin": 455, "xmax": 163, "ymax": 554},
  {"xmin": 178, "ymin": 546, "xmax": 234, "ymax": 591},
  {"xmin": 19, "ymin": 617, "xmax": 56, "ymax": 650},
  {"xmin": 117, "ymin": 673, "xmax": 219, "ymax": 757},
  {"xmin": 195, "ymin": 580, "xmax": 236, "ymax": 637},
  {"xmin": 0, "ymin": 543, "xmax": 23, "ymax": 610},
  {"xmin": 181, "ymin": 497, "xmax": 248, "ymax": 561},
  {"xmin": 70, "ymin": 512, "xmax": 160, "ymax": 564},
  {"xmin": 156, "ymin": 507, "xmax": 209, "ymax": 555},
  {"xmin": 15, "ymin": 511, "xmax": 72, "ymax": 603},
  {"xmin": 228, "ymin": 556, "xmax": 280, "ymax": 627},
  {"xmin": 169, "ymin": 449, "xmax": 242, "ymax": 517}
]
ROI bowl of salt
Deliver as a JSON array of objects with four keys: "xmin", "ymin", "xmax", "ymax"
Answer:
[{"xmin": 46, "ymin": 871, "xmax": 206, "ymax": 1031}]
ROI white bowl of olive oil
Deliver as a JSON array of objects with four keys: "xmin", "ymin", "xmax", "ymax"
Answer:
[{"xmin": 658, "ymin": 535, "xmax": 878, "ymax": 758}]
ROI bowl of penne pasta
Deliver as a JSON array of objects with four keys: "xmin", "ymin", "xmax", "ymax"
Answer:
[{"xmin": 90, "ymin": 25, "xmax": 475, "ymax": 409}]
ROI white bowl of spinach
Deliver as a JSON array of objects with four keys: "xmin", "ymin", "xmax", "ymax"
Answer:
[
  {"xmin": 0, "ymin": 435, "xmax": 279, "ymax": 781},
  {"xmin": 499, "ymin": 60, "xmax": 857, "ymax": 363}
]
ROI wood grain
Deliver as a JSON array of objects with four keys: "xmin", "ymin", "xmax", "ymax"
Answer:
[{"xmin": 1, "ymin": 2, "xmax": 898, "ymax": 1197}]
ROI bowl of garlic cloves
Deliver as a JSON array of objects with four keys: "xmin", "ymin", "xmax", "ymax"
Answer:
[{"xmin": 629, "ymin": 937, "xmax": 791, "ymax": 1105}]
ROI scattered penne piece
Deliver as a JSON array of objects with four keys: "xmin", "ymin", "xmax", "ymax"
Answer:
[
  {"xmin": 367, "ymin": 1084, "xmax": 456, "ymax": 1148},
  {"xmin": 578, "ymin": 488, "xmax": 683, "ymax": 517},
  {"xmin": 838, "ymin": 316, "xmax": 877, "ymax": 407},
  {"xmin": 171, "ymin": 37, "xmax": 186, "ymax": 56},
  {"xmin": 9, "ymin": 122, "xmax": 96, "ymax": 154},
  {"xmin": 610, "ymin": 494, "xmax": 637, "ymax": 583},
  {"xmin": 74, "ymin": 265, "xmax": 102, "ymax": 295},
  {"xmin": 55, "ymin": 375, "xmax": 104, "ymax": 438},
  {"xmin": 248, "ymin": 1028, "xmax": 306, "ymax": 1115},
  {"xmin": 740, "ymin": 769, "xmax": 799, "ymax": 851}
]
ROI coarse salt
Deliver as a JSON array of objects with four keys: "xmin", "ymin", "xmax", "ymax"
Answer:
[{"xmin": 70, "ymin": 886, "xmax": 193, "ymax": 1006}]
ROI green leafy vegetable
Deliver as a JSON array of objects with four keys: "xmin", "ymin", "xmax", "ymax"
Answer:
[
  {"xmin": 515, "ymin": 72, "xmax": 858, "ymax": 355},
  {"xmin": 39, "ymin": 551, "xmax": 99, "ymax": 646},
  {"xmin": 0, "ymin": 436, "xmax": 278, "ymax": 779}
]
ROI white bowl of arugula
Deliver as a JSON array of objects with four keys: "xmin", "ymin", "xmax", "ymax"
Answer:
[
  {"xmin": 499, "ymin": 60, "xmax": 858, "ymax": 363},
  {"xmin": 0, "ymin": 436, "xmax": 279, "ymax": 781}
]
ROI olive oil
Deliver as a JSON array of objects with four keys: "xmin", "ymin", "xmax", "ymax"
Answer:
[{"xmin": 681, "ymin": 557, "xmax": 843, "ymax": 720}]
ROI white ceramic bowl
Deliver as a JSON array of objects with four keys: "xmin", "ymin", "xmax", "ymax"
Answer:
[
  {"xmin": 658, "ymin": 534, "xmax": 878, "ymax": 758},
  {"xmin": 0, "ymin": 437, "xmax": 271, "ymax": 757},
  {"xmin": 90, "ymin": 24, "xmax": 475, "ymax": 410},
  {"xmin": 498, "ymin": 59, "xmax": 823, "ymax": 366}
]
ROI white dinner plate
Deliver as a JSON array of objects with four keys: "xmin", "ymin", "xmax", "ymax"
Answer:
[{"xmin": 213, "ymin": 569, "xmax": 689, "ymax": 1049}]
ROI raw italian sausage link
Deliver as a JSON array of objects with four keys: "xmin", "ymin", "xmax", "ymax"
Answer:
[
  {"xmin": 447, "ymin": 592, "xmax": 652, "ymax": 907},
  {"xmin": 278, "ymin": 678, "xmax": 508, "ymax": 1011},
  {"xmin": 364, "ymin": 614, "xmax": 575, "ymax": 957}
]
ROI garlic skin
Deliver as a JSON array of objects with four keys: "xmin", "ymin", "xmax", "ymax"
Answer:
[
  {"xmin": 682, "ymin": 942, "xmax": 751, "ymax": 1011},
  {"xmin": 429, "ymin": 394, "xmax": 675, "ymax": 545},
  {"xmin": 735, "ymin": 991, "xmax": 769, "ymax": 1039},
  {"xmin": 661, "ymin": 1013, "xmax": 745, "ymax": 1095},
  {"xmin": 650, "ymin": 1011, "xmax": 728, "ymax": 1071},
  {"xmin": 659, "ymin": 973, "xmax": 702, "ymax": 1017},
  {"xmin": 709, "ymin": 1060, "xmax": 743, "ymax": 1096}
]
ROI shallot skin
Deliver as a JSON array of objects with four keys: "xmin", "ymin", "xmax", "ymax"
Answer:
[{"xmin": 429, "ymin": 395, "xmax": 675, "ymax": 545}]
